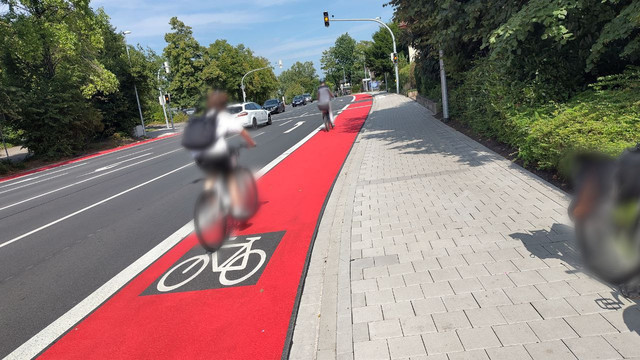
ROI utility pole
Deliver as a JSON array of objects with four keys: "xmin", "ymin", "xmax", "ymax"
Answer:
[
  {"xmin": 439, "ymin": 49, "xmax": 450, "ymax": 121},
  {"xmin": 0, "ymin": 112, "xmax": 9, "ymax": 158},
  {"xmin": 122, "ymin": 31, "xmax": 146, "ymax": 137},
  {"xmin": 323, "ymin": 14, "xmax": 400, "ymax": 94}
]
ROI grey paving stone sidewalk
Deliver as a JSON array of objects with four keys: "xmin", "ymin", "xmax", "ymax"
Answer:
[{"xmin": 289, "ymin": 93, "xmax": 640, "ymax": 360}]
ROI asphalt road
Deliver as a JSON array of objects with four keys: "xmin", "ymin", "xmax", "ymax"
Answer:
[{"xmin": 0, "ymin": 96, "xmax": 353, "ymax": 358}]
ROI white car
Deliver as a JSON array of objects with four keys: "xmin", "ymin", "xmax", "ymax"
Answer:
[{"xmin": 228, "ymin": 102, "xmax": 271, "ymax": 128}]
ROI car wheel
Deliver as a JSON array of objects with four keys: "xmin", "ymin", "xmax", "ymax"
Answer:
[
  {"xmin": 252, "ymin": 118, "xmax": 257, "ymax": 129},
  {"xmin": 267, "ymin": 115, "xmax": 272, "ymax": 125}
]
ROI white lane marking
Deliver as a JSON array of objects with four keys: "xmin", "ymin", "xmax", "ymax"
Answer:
[
  {"xmin": 278, "ymin": 119, "xmax": 294, "ymax": 127},
  {"xmin": 3, "ymin": 221, "xmax": 194, "ymax": 360},
  {"xmin": 0, "ymin": 149, "xmax": 182, "ymax": 212},
  {"xmin": 284, "ymin": 121, "xmax": 304, "ymax": 134},
  {"xmin": 0, "ymin": 163, "xmax": 87, "ymax": 189},
  {"xmin": 116, "ymin": 148, "xmax": 153, "ymax": 160},
  {"xmin": 91, "ymin": 153, "xmax": 151, "ymax": 173},
  {"xmin": 0, "ymin": 173, "xmax": 69, "ymax": 196},
  {"xmin": 0, "ymin": 163, "xmax": 193, "ymax": 251},
  {"xmin": 256, "ymin": 124, "xmax": 323, "ymax": 178},
  {"xmin": 253, "ymin": 132, "xmax": 266, "ymax": 138},
  {"xmin": 5, "ymin": 110, "xmax": 338, "ymax": 360}
]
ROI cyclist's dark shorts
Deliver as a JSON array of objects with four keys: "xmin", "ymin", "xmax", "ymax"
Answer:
[
  {"xmin": 195, "ymin": 155, "xmax": 232, "ymax": 175},
  {"xmin": 317, "ymin": 103, "xmax": 330, "ymax": 113}
]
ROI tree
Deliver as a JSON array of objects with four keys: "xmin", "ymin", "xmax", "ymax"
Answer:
[
  {"xmin": 202, "ymin": 40, "xmax": 278, "ymax": 104},
  {"xmin": 163, "ymin": 17, "xmax": 206, "ymax": 108},
  {"xmin": 365, "ymin": 23, "xmax": 402, "ymax": 77},
  {"xmin": 321, "ymin": 33, "xmax": 358, "ymax": 86},
  {"xmin": 0, "ymin": 1, "xmax": 119, "ymax": 158},
  {"xmin": 278, "ymin": 61, "xmax": 319, "ymax": 102}
]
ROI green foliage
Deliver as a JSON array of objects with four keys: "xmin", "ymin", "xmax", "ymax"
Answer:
[
  {"xmin": 278, "ymin": 61, "xmax": 319, "ymax": 103},
  {"xmin": 365, "ymin": 23, "xmax": 402, "ymax": 76},
  {"xmin": 284, "ymin": 83, "xmax": 305, "ymax": 104},
  {"xmin": 391, "ymin": 0, "xmax": 640, "ymax": 176},
  {"xmin": 321, "ymin": 33, "xmax": 371, "ymax": 88},
  {"xmin": 0, "ymin": 0, "xmax": 117, "ymax": 159},
  {"xmin": 164, "ymin": 17, "xmax": 206, "ymax": 108}
]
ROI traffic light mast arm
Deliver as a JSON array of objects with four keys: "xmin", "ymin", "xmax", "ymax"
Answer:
[{"xmin": 326, "ymin": 16, "xmax": 400, "ymax": 94}]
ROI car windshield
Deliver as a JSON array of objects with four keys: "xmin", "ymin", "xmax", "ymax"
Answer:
[
  {"xmin": 264, "ymin": 100, "xmax": 278, "ymax": 106},
  {"xmin": 294, "ymin": 96, "xmax": 303, "ymax": 101},
  {"xmin": 303, "ymin": 94, "xmax": 310, "ymax": 97},
  {"xmin": 227, "ymin": 105, "xmax": 243, "ymax": 114}
]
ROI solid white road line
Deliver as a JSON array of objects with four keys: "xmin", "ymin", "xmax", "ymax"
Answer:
[
  {"xmin": 4, "ymin": 220, "xmax": 195, "ymax": 360},
  {"xmin": 0, "ymin": 163, "xmax": 193, "ymax": 251},
  {"xmin": 0, "ymin": 149, "xmax": 182, "ymax": 212},
  {"xmin": 0, "ymin": 162, "xmax": 87, "ymax": 189},
  {"xmin": 0, "ymin": 172, "xmax": 69, "ymax": 196},
  {"xmin": 116, "ymin": 148, "xmax": 153, "ymax": 160},
  {"xmin": 4, "ymin": 96, "xmax": 356, "ymax": 360},
  {"xmin": 284, "ymin": 121, "xmax": 304, "ymax": 134},
  {"xmin": 91, "ymin": 153, "xmax": 152, "ymax": 173}
]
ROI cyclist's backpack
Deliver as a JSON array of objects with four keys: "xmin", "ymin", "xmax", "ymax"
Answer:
[{"xmin": 181, "ymin": 111, "xmax": 218, "ymax": 151}]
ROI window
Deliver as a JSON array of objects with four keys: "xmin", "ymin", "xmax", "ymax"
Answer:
[{"xmin": 227, "ymin": 106, "xmax": 242, "ymax": 114}]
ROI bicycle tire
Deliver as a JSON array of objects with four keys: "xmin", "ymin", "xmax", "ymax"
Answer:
[
  {"xmin": 230, "ymin": 167, "xmax": 259, "ymax": 221},
  {"xmin": 218, "ymin": 249, "xmax": 266, "ymax": 286},
  {"xmin": 194, "ymin": 190, "xmax": 229, "ymax": 252},
  {"xmin": 576, "ymin": 205, "xmax": 640, "ymax": 284}
]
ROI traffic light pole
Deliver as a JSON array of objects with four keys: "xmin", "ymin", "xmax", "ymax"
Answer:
[
  {"xmin": 327, "ymin": 17, "xmax": 400, "ymax": 94},
  {"xmin": 157, "ymin": 68, "xmax": 170, "ymax": 129}
]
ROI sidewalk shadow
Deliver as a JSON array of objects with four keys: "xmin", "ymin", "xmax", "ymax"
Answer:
[
  {"xmin": 510, "ymin": 223, "xmax": 640, "ymax": 334},
  {"xmin": 359, "ymin": 98, "xmax": 503, "ymax": 168}
]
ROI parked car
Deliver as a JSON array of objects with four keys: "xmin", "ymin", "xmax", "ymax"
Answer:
[
  {"xmin": 303, "ymin": 93, "xmax": 313, "ymax": 103},
  {"xmin": 227, "ymin": 102, "xmax": 271, "ymax": 128},
  {"xmin": 183, "ymin": 107, "xmax": 197, "ymax": 115},
  {"xmin": 292, "ymin": 95, "xmax": 306, "ymax": 107},
  {"xmin": 263, "ymin": 99, "xmax": 285, "ymax": 114}
]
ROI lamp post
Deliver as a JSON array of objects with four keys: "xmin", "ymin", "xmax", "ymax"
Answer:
[
  {"xmin": 122, "ymin": 31, "xmax": 146, "ymax": 137},
  {"xmin": 241, "ymin": 60, "xmax": 282, "ymax": 103},
  {"xmin": 157, "ymin": 61, "xmax": 173, "ymax": 130},
  {"xmin": 324, "ymin": 14, "xmax": 400, "ymax": 94}
]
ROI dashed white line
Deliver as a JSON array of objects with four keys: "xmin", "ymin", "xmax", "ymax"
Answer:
[
  {"xmin": 0, "ymin": 172, "xmax": 69, "ymax": 196},
  {"xmin": 116, "ymin": 148, "xmax": 153, "ymax": 160},
  {"xmin": 0, "ymin": 149, "xmax": 181, "ymax": 212}
]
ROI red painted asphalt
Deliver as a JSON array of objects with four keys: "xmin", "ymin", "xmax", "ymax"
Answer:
[
  {"xmin": 0, "ymin": 133, "xmax": 179, "ymax": 184},
  {"xmin": 39, "ymin": 95, "xmax": 372, "ymax": 359}
]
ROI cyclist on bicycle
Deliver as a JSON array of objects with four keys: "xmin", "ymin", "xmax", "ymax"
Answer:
[
  {"xmin": 191, "ymin": 91, "xmax": 256, "ymax": 215},
  {"xmin": 317, "ymin": 81, "xmax": 335, "ymax": 126}
]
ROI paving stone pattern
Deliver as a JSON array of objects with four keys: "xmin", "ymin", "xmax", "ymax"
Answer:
[{"xmin": 289, "ymin": 94, "xmax": 640, "ymax": 360}]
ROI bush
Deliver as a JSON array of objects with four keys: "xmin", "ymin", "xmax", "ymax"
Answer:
[{"xmin": 448, "ymin": 65, "xmax": 640, "ymax": 178}]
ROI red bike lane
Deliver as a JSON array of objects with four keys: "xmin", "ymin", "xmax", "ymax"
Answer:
[{"xmin": 39, "ymin": 94, "xmax": 372, "ymax": 359}]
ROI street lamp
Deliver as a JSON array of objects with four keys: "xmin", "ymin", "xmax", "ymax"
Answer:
[
  {"xmin": 241, "ymin": 59, "xmax": 283, "ymax": 103},
  {"xmin": 323, "ymin": 13, "xmax": 401, "ymax": 94},
  {"xmin": 157, "ymin": 61, "xmax": 174, "ymax": 130},
  {"xmin": 122, "ymin": 30, "xmax": 146, "ymax": 137}
]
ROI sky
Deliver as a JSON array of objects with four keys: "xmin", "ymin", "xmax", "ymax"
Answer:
[{"xmin": 91, "ymin": 0, "xmax": 395, "ymax": 76}]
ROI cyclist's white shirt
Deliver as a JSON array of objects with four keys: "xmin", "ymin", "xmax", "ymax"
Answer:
[{"xmin": 191, "ymin": 110, "xmax": 243, "ymax": 158}]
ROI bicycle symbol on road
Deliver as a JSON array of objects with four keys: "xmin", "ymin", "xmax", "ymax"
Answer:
[
  {"xmin": 143, "ymin": 231, "xmax": 284, "ymax": 295},
  {"xmin": 158, "ymin": 237, "xmax": 266, "ymax": 291}
]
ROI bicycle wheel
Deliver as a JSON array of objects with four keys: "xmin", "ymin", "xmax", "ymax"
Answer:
[
  {"xmin": 577, "ymin": 198, "xmax": 640, "ymax": 284},
  {"xmin": 194, "ymin": 190, "xmax": 229, "ymax": 252},
  {"xmin": 230, "ymin": 167, "xmax": 259, "ymax": 221},
  {"xmin": 218, "ymin": 249, "xmax": 266, "ymax": 286}
]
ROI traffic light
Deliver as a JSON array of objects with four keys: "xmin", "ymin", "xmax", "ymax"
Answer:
[
  {"xmin": 391, "ymin": 52, "xmax": 398, "ymax": 64},
  {"xmin": 164, "ymin": 94, "xmax": 171, "ymax": 104},
  {"xmin": 323, "ymin": 12, "xmax": 330, "ymax": 27}
]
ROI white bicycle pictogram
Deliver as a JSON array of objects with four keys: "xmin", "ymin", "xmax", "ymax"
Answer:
[{"xmin": 157, "ymin": 236, "xmax": 266, "ymax": 292}]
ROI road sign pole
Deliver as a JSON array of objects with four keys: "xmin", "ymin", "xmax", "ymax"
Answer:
[{"xmin": 439, "ymin": 49, "xmax": 450, "ymax": 121}]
